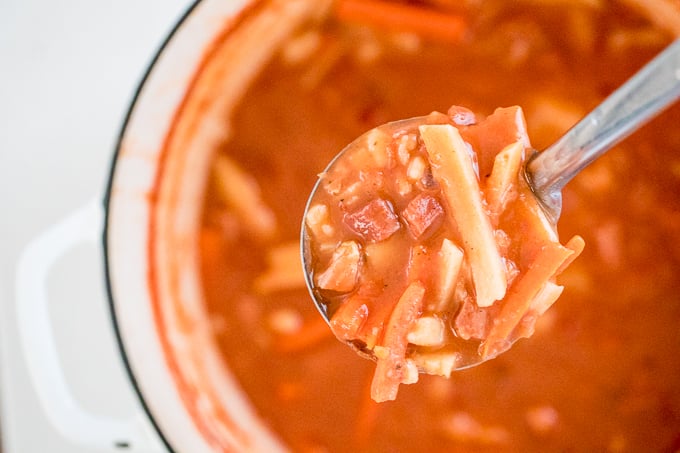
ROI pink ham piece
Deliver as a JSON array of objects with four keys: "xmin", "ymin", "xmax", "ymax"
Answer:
[{"xmin": 343, "ymin": 198, "xmax": 401, "ymax": 243}]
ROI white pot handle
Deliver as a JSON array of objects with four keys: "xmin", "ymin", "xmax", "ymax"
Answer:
[{"xmin": 15, "ymin": 199, "xmax": 163, "ymax": 451}]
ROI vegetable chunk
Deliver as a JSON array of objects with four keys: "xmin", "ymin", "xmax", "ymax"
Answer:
[{"xmin": 420, "ymin": 124, "xmax": 508, "ymax": 308}]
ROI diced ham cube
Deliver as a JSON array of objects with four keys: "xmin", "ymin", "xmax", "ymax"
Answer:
[
  {"xmin": 344, "ymin": 198, "xmax": 400, "ymax": 243},
  {"xmin": 402, "ymin": 193, "xmax": 444, "ymax": 239},
  {"xmin": 453, "ymin": 296, "xmax": 490, "ymax": 340},
  {"xmin": 447, "ymin": 105, "xmax": 477, "ymax": 126}
]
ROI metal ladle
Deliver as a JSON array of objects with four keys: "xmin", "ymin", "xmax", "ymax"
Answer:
[{"xmin": 301, "ymin": 39, "xmax": 680, "ymax": 369}]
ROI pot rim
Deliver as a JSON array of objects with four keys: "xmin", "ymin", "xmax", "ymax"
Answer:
[
  {"xmin": 103, "ymin": 0, "xmax": 202, "ymax": 447},
  {"xmin": 103, "ymin": 0, "xmax": 305, "ymax": 448},
  {"xmin": 102, "ymin": 0, "xmax": 228, "ymax": 451}
]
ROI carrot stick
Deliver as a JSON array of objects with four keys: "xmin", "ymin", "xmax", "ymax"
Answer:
[
  {"xmin": 335, "ymin": 0, "xmax": 468, "ymax": 43},
  {"xmin": 480, "ymin": 243, "xmax": 575, "ymax": 358},
  {"xmin": 354, "ymin": 281, "xmax": 401, "ymax": 350},
  {"xmin": 556, "ymin": 235, "xmax": 585, "ymax": 275},
  {"xmin": 420, "ymin": 124, "xmax": 507, "ymax": 307},
  {"xmin": 371, "ymin": 281, "xmax": 426, "ymax": 402},
  {"xmin": 462, "ymin": 106, "xmax": 531, "ymax": 177}
]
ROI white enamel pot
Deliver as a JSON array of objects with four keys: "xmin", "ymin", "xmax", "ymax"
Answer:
[{"xmin": 104, "ymin": 0, "xmax": 330, "ymax": 451}]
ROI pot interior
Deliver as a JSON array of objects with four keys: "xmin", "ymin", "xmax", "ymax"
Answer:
[{"xmin": 135, "ymin": 0, "xmax": 680, "ymax": 451}]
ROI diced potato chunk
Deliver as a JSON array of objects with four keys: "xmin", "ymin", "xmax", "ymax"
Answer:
[
  {"xmin": 401, "ymin": 359, "xmax": 420, "ymax": 384},
  {"xmin": 365, "ymin": 127, "xmax": 391, "ymax": 167},
  {"xmin": 441, "ymin": 412, "xmax": 509, "ymax": 445},
  {"xmin": 412, "ymin": 350, "xmax": 461, "ymax": 378},
  {"xmin": 433, "ymin": 238, "xmax": 463, "ymax": 312},
  {"xmin": 315, "ymin": 241, "xmax": 362, "ymax": 292},
  {"xmin": 407, "ymin": 316, "xmax": 445, "ymax": 347},
  {"xmin": 305, "ymin": 203, "xmax": 334, "ymax": 239}
]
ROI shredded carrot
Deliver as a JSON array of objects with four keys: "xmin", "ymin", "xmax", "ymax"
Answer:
[
  {"xmin": 480, "ymin": 243, "xmax": 576, "ymax": 359},
  {"xmin": 371, "ymin": 281, "xmax": 426, "ymax": 402},
  {"xmin": 556, "ymin": 235, "xmax": 586, "ymax": 275},
  {"xmin": 354, "ymin": 282, "xmax": 400, "ymax": 350},
  {"xmin": 335, "ymin": 0, "xmax": 468, "ymax": 43},
  {"xmin": 462, "ymin": 106, "xmax": 531, "ymax": 177}
]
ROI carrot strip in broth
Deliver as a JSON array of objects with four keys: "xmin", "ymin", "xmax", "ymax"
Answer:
[
  {"xmin": 371, "ymin": 281, "xmax": 426, "ymax": 402},
  {"xmin": 556, "ymin": 235, "xmax": 586, "ymax": 275},
  {"xmin": 336, "ymin": 0, "xmax": 468, "ymax": 43},
  {"xmin": 480, "ymin": 243, "xmax": 576, "ymax": 359}
]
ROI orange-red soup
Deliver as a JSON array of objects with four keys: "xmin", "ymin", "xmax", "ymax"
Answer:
[{"xmin": 199, "ymin": 1, "xmax": 680, "ymax": 451}]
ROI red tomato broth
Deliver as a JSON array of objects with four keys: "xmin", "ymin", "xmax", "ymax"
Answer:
[{"xmin": 198, "ymin": 1, "xmax": 680, "ymax": 451}]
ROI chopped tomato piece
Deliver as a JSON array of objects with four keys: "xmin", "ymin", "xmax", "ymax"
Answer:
[{"xmin": 371, "ymin": 281, "xmax": 426, "ymax": 402}]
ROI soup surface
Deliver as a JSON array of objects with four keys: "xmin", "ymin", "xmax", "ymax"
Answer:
[{"xmin": 199, "ymin": 1, "xmax": 680, "ymax": 451}]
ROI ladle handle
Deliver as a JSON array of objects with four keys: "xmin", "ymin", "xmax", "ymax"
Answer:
[{"xmin": 528, "ymin": 39, "xmax": 680, "ymax": 212}]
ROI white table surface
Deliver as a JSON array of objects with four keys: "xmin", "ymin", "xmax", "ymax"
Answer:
[{"xmin": 0, "ymin": 1, "xmax": 192, "ymax": 451}]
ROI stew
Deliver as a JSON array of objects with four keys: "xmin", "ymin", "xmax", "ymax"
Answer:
[{"xmin": 199, "ymin": 0, "xmax": 680, "ymax": 451}]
